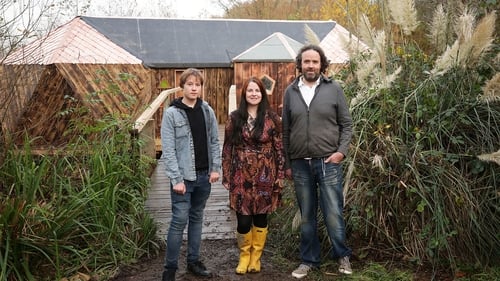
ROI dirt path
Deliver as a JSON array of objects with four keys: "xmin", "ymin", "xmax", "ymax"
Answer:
[{"xmin": 111, "ymin": 239, "xmax": 294, "ymax": 281}]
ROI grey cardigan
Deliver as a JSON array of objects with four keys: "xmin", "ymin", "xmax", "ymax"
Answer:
[{"xmin": 282, "ymin": 75, "xmax": 353, "ymax": 166}]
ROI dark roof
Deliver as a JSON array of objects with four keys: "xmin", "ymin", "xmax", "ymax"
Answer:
[{"xmin": 80, "ymin": 16, "xmax": 336, "ymax": 68}]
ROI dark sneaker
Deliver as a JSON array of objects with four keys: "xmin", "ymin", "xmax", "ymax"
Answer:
[
  {"xmin": 162, "ymin": 269, "xmax": 176, "ymax": 281},
  {"xmin": 187, "ymin": 261, "xmax": 212, "ymax": 277}
]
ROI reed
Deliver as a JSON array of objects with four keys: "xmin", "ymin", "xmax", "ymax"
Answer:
[{"xmin": 0, "ymin": 114, "xmax": 159, "ymax": 280}]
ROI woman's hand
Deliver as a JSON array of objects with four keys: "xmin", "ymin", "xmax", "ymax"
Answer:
[{"xmin": 275, "ymin": 179, "xmax": 284, "ymax": 189}]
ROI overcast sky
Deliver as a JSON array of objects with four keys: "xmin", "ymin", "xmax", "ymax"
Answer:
[
  {"xmin": 87, "ymin": 0, "xmax": 227, "ymax": 18},
  {"xmin": 173, "ymin": 0, "xmax": 224, "ymax": 18}
]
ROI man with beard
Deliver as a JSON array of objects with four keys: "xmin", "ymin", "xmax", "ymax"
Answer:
[{"xmin": 282, "ymin": 44, "xmax": 353, "ymax": 279}]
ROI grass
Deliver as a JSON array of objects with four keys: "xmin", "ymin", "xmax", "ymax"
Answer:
[{"xmin": 0, "ymin": 119, "xmax": 160, "ymax": 281}]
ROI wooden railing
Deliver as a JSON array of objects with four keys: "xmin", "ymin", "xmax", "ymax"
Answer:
[{"xmin": 131, "ymin": 87, "xmax": 180, "ymax": 159}]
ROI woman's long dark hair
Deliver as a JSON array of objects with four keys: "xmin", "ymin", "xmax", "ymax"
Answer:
[{"xmin": 229, "ymin": 77, "xmax": 271, "ymax": 145}]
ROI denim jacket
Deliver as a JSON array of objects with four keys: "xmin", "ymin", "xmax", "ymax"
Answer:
[{"xmin": 160, "ymin": 100, "xmax": 221, "ymax": 186}]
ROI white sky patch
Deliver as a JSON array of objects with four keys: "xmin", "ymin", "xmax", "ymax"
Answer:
[{"xmin": 173, "ymin": 0, "xmax": 224, "ymax": 18}]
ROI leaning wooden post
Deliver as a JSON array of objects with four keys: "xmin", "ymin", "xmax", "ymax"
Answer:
[{"xmin": 130, "ymin": 87, "xmax": 181, "ymax": 171}]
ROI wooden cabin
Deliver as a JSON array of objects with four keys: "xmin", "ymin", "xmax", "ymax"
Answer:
[
  {"xmin": 232, "ymin": 32, "xmax": 303, "ymax": 114},
  {"xmin": 1, "ymin": 16, "xmax": 365, "ymax": 156}
]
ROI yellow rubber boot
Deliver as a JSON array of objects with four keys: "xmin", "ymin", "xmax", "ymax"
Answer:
[
  {"xmin": 248, "ymin": 226, "xmax": 268, "ymax": 273},
  {"xmin": 235, "ymin": 231, "xmax": 252, "ymax": 274}
]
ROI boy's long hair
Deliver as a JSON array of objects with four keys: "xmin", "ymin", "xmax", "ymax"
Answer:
[{"xmin": 229, "ymin": 77, "xmax": 271, "ymax": 145}]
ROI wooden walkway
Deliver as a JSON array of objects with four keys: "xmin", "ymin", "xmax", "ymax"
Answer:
[{"xmin": 145, "ymin": 125, "xmax": 236, "ymax": 240}]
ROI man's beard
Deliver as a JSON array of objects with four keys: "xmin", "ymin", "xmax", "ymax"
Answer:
[{"xmin": 303, "ymin": 71, "xmax": 320, "ymax": 82}]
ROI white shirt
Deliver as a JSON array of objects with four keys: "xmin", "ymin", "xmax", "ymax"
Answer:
[{"xmin": 298, "ymin": 76, "xmax": 320, "ymax": 107}]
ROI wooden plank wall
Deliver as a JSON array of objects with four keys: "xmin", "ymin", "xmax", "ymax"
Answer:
[
  {"xmin": 57, "ymin": 63, "xmax": 154, "ymax": 119},
  {"xmin": 12, "ymin": 65, "xmax": 83, "ymax": 146},
  {"xmin": 203, "ymin": 68, "xmax": 233, "ymax": 125},
  {"xmin": 152, "ymin": 68, "xmax": 233, "ymax": 127},
  {"xmin": 0, "ymin": 65, "xmax": 45, "ymax": 135},
  {"xmin": 4, "ymin": 64, "xmax": 233, "ymax": 152},
  {"xmin": 10, "ymin": 63, "xmax": 154, "ymax": 147}
]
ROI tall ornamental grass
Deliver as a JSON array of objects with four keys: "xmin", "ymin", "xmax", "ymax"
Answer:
[
  {"xmin": 341, "ymin": 5, "xmax": 499, "ymax": 271},
  {"xmin": 271, "ymin": 2, "xmax": 499, "ymax": 277},
  {"xmin": 0, "ymin": 114, "xmax": 159, "ymax": 280}
]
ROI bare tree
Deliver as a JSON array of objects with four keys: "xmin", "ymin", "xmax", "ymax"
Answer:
[
  {"xmin": 86, "ymin": 0, "xmax": 175, "ymax": 18},
  {"xmin": 49, "ymin": 0, "xmax": 92, "ymax": 25},
  {"xmin": 0, "ymin": 0, "xmax": 56, "ymax": 57}
]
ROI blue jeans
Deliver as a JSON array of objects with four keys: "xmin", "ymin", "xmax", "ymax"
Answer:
[
  {"xmin": 291, "ymin": 158, "xmax": 351, "ymax": 267},
  {"xmin": 164, "ymin": 170, "xmax": 211, "ymax": 270}
]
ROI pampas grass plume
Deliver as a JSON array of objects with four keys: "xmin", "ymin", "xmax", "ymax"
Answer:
[
  {"xmin": 371, "ymin": 154, "xmax": 385, "ymax": 170},
  {"xmin": 455, "ymin": 8, "xmax": 475, "ymax": 43},
  {"xmin": 357, "ymin": 14, "xmax": 375, "ymax": 49},
  {"xmin": 387, "ymin": 0, "xmax": 419, "ymax": 35},
  {"xmin": 480, "ymin": 72, "xmax": 500, "ymax": 103},
  {"xmin": 304, "ymin": 24, "xmax": 321, "ymax": 45},
  {"xmin": 381, "ymin": 66, "xmax": 402, "ymax": 89},
  {"xmin": 428, "ymin": 4, "xmax": 448, "ymax": 53},
  {"xmin": 477, "ymin": 150, "xmax": 500, "ymax": 166},
  {"xmin": 431, "ymin": 11, "xmax": 496, "ymax": 76},
  {"xmin": 431, "ymin": 40, "xmax": 459, "ymax": 75},
  {"xmin": 469, "ymin": 12, "xmax": 496, "ymax": 62}
]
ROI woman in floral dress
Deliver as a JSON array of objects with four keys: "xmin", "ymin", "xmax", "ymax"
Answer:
[{"xmin": 222, "ymin": 76, "xmax": 285, "ymax": 275}]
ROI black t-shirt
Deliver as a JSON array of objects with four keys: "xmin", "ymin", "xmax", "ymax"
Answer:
[{"xmin": 172, "ymin": 98, "xmax": 209, "ymax": 171}]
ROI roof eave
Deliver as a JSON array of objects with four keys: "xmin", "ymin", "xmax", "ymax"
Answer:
[
  {"xmin": 232, "ymin": 59, "xmax": 295, "ymax": 63},
  {"xmin": 144, "ymin": 62, "xmax": 232, "ymax": 68}
]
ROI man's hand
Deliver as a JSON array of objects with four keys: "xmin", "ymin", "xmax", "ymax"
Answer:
[
  {"xmin": 325, "ymin": 152, "xmax": 344, "ymax": 164},
  {"xmin": 173, "ymin": 182, "xmax": 186, "ymax": 195}
]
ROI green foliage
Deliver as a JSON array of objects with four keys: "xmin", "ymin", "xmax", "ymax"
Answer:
[
  {"xmin": 0, "ymin": 72, "xmax": 159, "ymax": 280},
  {"xmin": 0, "ymin": 123, "xmax": 159, "ymax": 280},
  {"xmin": 270, "ymin": 3, "xmax": 499, "ymax": 279},
  {"xmin": 336, "ymin": 9, "xmax": 500, "ymax": 276}
]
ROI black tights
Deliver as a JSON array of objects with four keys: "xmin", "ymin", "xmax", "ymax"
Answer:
[{"xmin": 236, "ymin": 213, "xmax": 267, "ymax": 234}]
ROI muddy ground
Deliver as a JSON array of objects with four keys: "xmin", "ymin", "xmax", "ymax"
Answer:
[
  {"xmin": 110, "ymin": 238, "xmax": 295, "ymax": 281},
  {"xmin": 109, "ymin": 237, "xmax": 450, "ymax": 281}
]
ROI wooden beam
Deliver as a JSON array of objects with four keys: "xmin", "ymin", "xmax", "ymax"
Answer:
[{"xmin": 133, "ymin": 87, "xmax": 181, "ymax": 133}]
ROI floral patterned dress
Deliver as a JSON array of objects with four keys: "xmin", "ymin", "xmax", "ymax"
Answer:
[{"xmin": 222, "ymin": 111, "xmax": 285, "ymax": 215}]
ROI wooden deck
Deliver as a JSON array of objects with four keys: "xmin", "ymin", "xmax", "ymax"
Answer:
[{"xmin": 145, "ymin": 125, "xmax": 236, "ymax": 240}]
